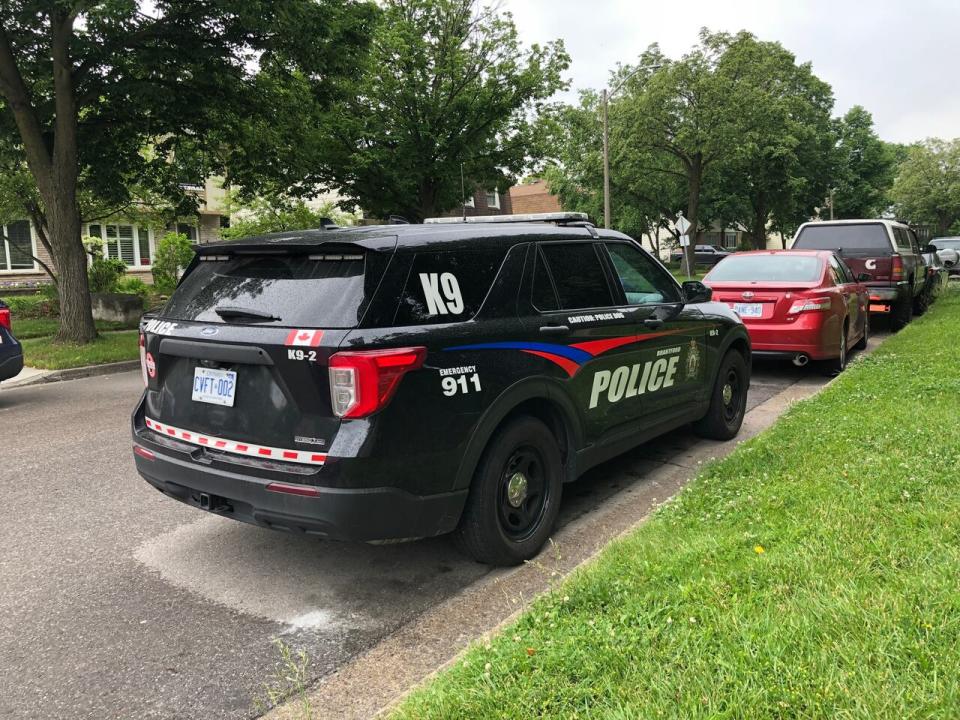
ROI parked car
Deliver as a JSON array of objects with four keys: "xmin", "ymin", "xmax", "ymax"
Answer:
[
  {"xmin": 670, "ymin": 244, "xmax": 732, "ymax": 267},
  {"xmin": 931, "ymin": 237, "xmax": 960, "ymax": 275},
  {"xmin": 792, "ymin": 219, "xmax": 928, "ymax": 330},
  {"xmin": 918, "ymin": 242, "xmax": 950, "ymax": 308},
  {"xmin": 0, "ymin": 299, "xmax": 24, "ymax": 385},
  {"xmin": 703, "ymin": 250, "xmax": 868, "ymax": 375},
  {"xmin": 131, "ymin": 212, "xmax": 751, "ymax": 566}
]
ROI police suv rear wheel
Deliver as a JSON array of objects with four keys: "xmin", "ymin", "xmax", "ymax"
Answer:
[
  {"xmin": 454, "ymin": 416, "xmax": 562, "ymax": 566},
  {"xmin": 693, "ymin": 350, "xmax": 748, "ymax": 441}
]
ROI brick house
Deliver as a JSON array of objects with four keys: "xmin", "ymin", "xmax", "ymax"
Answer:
[
  {"xmin": 0, "ymin": 177, "xmax": 228, "ymax": 288},
  {"xmin": 437, "ymin": 187, "xmax": 512, "ymax": 218},
  {"xmin": 508, "ymin": 178, "xmax": 562, "ymax": 215}
]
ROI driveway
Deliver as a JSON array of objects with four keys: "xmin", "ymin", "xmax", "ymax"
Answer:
[{"xmin": 0, "ymin": 346, "xmax": 878, "ymax": 719}]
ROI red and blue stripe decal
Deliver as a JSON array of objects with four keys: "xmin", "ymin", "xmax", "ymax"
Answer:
[{"xmin": 445, "ymin": 328, "xmax": 692, "ymax": 377}]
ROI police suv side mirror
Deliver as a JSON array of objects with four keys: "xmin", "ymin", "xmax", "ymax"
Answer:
[{"xmin": 682, "ymin": 280, "xmax": 712, "ymax": 304}]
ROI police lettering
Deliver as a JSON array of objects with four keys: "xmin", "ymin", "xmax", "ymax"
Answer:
[{"xmin": 588, "ymin": 355, "xmax": 680, "ymax": 409}]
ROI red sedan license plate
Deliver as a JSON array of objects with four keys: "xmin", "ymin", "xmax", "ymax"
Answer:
[{"xmin": 732, "ymin": 302, "xmax": 763, "ymax": 318}]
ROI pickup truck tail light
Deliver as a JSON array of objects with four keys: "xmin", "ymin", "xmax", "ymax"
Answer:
[
  {"xmin": 0, "ymin": 307, "xmax": 10, "ymax": 332},
  {"xmin": 891, "ymin": 254, "xmax": 904, "ymax": 281},
  {"xmin": 787, "ymin": 297, "xmax": 832, "ymax": 314},
  {"xmin": 329, "ymin": 347, "xmax": 427, "ymax": 418}
]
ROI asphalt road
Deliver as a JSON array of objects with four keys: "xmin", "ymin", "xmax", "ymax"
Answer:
[{"xmin": 0, "ymin": 351, "xmax": 869, "ymax": 720}]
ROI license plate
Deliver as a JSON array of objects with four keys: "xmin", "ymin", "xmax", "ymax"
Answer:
[
  {"xmin": 192, "ymin": 367, "xmax": 237, "ymax": 407},
  {"xmin": 732, "ymin": 302, "xmax": 763, "ymax": 318}
]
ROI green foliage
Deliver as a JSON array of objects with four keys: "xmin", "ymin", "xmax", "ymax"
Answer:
[
  {"xmin": 220, "ymin": 194, "xmax": 355, "ymax": 240},
  {"xmin": 831, "ymin": 106, "xmax": 896, "ymax": 218},
  {"xmin": 87, "ymin": 257, "xmax": 127, "ymax": 294},
  {"xmin": 316, "ymin": 0, "xmax": 570, "ymax": 221},
  {"xmin": 394, "ymin": 288, "xmax": 960, "ymax": 720},
  {"xmin": 891, "ymin": 138, "xmax": 960, "ymax": 236},
  {"xmin": 21, "ymin": 331, "xmax": 141, "ymax": 370},
  {"xmin": 5, "ymin": 293, "xmax": 55, "ymax": 318},
  {"xmin": 115, "ymin": 276, "xmax": 150, "ymax": 298},
  {"xmin": 152, "ymin": 232, "xmax": 195, "ymax": 293}
]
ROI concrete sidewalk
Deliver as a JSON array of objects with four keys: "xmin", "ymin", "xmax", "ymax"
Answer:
[{"xmin": 0, "ymin": 359, "xmax": 140, "ymax": 389}]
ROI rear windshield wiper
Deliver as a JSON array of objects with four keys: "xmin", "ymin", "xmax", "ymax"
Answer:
[{"xmin": 214, "ymin": 306, "xmax": 281, "ymax": 322}]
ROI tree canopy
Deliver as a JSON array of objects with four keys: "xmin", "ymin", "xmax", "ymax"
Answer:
[
  {"xmin": 0, "ymin": 0, "xmax": 376, "ymax": 341},
  {"xmin": 891, "ymin": 138, "xmax": 960, "ymax": 236},
  {"xmin": 830, "ymin": 106, "xmax": 896, "ymax": 219},
  {"xmin": 316, "ymin": 0, "xmax": 569, "ymax": 222}
]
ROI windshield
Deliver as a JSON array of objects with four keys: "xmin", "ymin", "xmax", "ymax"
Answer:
[
  {"xmin": 793, "ymin": 223, "xmax": 890, "ymax": 252},
  {"xmin": 707, "ymin": 255, "xmax": 823, "ymax": 283},
  {"xmin": 163, "ymin": 253, "xmax": 369, "ymax": 328}
]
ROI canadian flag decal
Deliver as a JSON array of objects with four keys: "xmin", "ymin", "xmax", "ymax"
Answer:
[{"xmin": 285, "ymin": 329, "xmax": 324, "ymax": 347}]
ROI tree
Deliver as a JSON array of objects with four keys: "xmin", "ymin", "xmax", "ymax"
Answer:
[
  {"xmin": 0, "ymin": 1, "xmax": 374, "ymax": 342},
  {"xmin": 319, "ymin": 0, "xmax": 569, "ymax": 222},
  {"xmin": 707, "ymin": 35, "xmax": 836, "ymax": 248},
  {"xmin": 891, "ymin": 138, "xmax": 960, "ymax": 235},
  {"xmin": 220, "ymin": 193, "xmax": 357, "ymax": 240},
  {"xmin": 830, "ymin": 106, "xmax": 896, "ymax": 218}
]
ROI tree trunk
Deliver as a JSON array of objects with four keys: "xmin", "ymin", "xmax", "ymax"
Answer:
[
  {"xmin": 751, "ymin": 207, "xmax": 768, "ymax": 250},
  {"xmin": 683, "ymin": 154, "xmax": 702, "ymax": 277},
  {"xmin": 47, "ymin": 191, "xmax": 94, "ymax": 342}
]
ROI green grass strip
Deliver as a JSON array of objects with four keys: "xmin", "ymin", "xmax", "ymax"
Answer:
[
  {"xmin": 13, "ymin": 317, "xmax": 134, "ymax": 340},
  {"xmin": 393, "ymin": 287, "xmax": 960, "ymax": 719},
  {"xmin": 20, "ymin": 330, "xmax": 141, "ymax": 370}
]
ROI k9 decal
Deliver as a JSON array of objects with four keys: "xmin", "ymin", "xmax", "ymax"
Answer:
[
  {"xmin": 288, "ymin": 348, "xmax": 318, "ymax": 362},
  {"xmin": 419, "ymin": 273, "xmax": 464, "ymax": 316}
]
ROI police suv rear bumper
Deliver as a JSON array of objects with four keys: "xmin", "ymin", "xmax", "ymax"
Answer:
[{"xmin": 132, "ymin": 428, "xmax": 467, "ymax": 542}]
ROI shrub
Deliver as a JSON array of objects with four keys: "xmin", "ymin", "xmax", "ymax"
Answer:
[
  {"xmin": 152, "ymin": 232, "xmax": 195, "ymax": 292},
  {"xmin": 6, "ymin": 293, "xmax": 56, "ymax": 318},
  {"xmin": 115, "ymin": 276, "xmax": 150, "ymax": 298},
  {"xmin": 88, "ymin": 256, "xmax": 127, "ymax": 293}
]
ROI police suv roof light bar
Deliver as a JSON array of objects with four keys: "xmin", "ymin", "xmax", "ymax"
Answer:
[{"xmin": 424, "ymin": 212, "xmax": 590, "ymax": 225}]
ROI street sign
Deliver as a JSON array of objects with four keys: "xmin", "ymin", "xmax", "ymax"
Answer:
[
  {"xmin": 674, "ymin": 214, "xmax": 691, "ymax": 236},
  {"xmin": 679, "ymin": 234, "xmax": 690, "ymax": 247}
]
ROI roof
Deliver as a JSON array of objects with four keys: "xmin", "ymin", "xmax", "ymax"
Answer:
[
  {"xmin": 196, "ymin": 221, "xmax": 631, "ymax": 255},
  {"xmin": 796, "ymin": 218, "xmax": 909, "ymax": 230}
]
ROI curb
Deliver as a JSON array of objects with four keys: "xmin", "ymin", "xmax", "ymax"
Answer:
[{"xmin": 2, "ymin": 359, "xmax": 140, "ymax": 388}]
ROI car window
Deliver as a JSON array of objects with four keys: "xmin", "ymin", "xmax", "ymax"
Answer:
[
  {"xmin": 794, "ymin": 223, "xmax": 891, "ymax": 252},
  {"xmin": 531, "ymin": 246, "xmax": 559, "ymax": 312},
  {"xmin": 538, "ymin": 242, "xmax": 615, "ymax": 309},
  {"xmin": 605, "ymin": 242, "xmax": 681, "ymax": 305},
  {"xmin": 893, "ymin": 227, "xmax": 913, "ymax": 252},
  {"xmin": 705, "ymin": 254, "xmax": 822, "ymax": 282},
  {"xmin": 164, "ymin": 253, "xmax": 371, "ymax": 328},
  {"xmin": 395, "ymin": 248, "xmax": 507, "ymax": 325},
  {"xmin": 828, "ymin": 255, "xmax": 853, "ymax": 284}
]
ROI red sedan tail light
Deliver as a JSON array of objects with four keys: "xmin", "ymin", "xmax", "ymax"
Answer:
[
  {"xmin": 787, "ymin": 297, "xmax": 831, "ymax": 314},
  {"xmin": 329, "ymin": 347, "xmax": 427, "ymax": 418}
]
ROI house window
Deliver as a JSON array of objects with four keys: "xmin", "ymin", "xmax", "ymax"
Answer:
[
  {"xmin": 0, "ymin": 220, "xmax": 37, "ymax": 272},
  {"xmin": 485, "ymin": 190, "xmax": 500, "ymax": 209},
  {"xmin": 87, "ymin": 223, "xmax": 153, "ymax": 267},
  {"xmin": 176, "ymin": 223, "xmax": 198, "ymax": 241}
]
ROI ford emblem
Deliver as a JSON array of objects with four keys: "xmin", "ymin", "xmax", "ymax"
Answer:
[{"xmin": 200, "ymin": 327, "xmax": 219, "ymax": 336}]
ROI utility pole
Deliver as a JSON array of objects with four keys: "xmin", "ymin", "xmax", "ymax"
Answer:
[{"xmin": 602, "ymin": 63, "xmax": 662, "ymax": 231}]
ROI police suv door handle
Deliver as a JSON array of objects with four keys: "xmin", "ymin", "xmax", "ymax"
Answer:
[
  {"xmin": 539, "ymin": 324, "xmax": 570, "ymax": 336},
  {"xmin": 643, "ymin": 317, "xmax": 664, "ymax": 329}
]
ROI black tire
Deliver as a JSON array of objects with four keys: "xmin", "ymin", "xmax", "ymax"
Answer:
[
  {"xmin": 854, "ymin": 310, "xmax": 869, "ymax": 351},
  {"xmin": 693, "ymin": 349, "xmax": 748, "ymax": 441},
  {"xmin": 890, "ymin": 297, "xmax": 913, "ymax": 331},
  {"xmin": 453, "ymin": 416, "xmax": 562, "ymax": 566},
  {"xmin": 819, "ymin": 320, "xmax": 848, "ymax": 376},
  {"xmin": 913, "ymin": 288, "xmax": 930, "ymax": 316}
]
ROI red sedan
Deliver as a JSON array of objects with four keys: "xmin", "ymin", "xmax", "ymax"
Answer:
[{"xmin": 703, "ymin": 250, "xmax": 869, "ymax": 374}]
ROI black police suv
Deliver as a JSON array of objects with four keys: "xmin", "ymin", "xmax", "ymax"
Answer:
[{"xmin": 132, "ymin": 213, "xmax": 751, "ymax": 565}]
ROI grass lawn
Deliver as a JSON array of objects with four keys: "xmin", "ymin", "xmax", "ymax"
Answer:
[
  {"xmin": 13, "ymin": 317, "xmax": 134, "ymax": 340},
  {"xmin": 669, "ymin": 266, "xmax": 706, "ymax": 282},
  {"xmin": 20, "ymin": 331, "xmax": 141, "ymax": 370},
  {"xmin": 393, "ymin": 288, "xmax": 960, "ymax": 719}
]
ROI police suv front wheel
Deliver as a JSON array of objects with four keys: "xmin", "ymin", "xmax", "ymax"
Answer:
[
  {"xmin": 454, "ymin": 416, "xmax": 562, "ymax": 566},
  {"xmin": 693, "ymin": 349, "xmax": 748, "ymax": 441}
]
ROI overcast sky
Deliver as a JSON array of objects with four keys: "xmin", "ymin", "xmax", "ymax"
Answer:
[{"xmin": 502, "ymin": 0, "xmax": 958, "ymax": 144}]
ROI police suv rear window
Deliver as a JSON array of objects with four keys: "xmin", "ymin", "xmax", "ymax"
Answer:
[
  {"xmin": 163, "ymin": 253, "xmax": 369, "ymax": 328},
  {"xmin": 395, "ymin": 249, "xmax": 507, "ymax": 325},
  {"xmin": 794, "ymin": 224, "xmax": 891, "ymax": 252}
]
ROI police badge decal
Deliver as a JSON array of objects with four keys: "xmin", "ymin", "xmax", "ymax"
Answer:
[{"xmin": 686, "ymin": 339, "xmax": 700, "ymax": 380}]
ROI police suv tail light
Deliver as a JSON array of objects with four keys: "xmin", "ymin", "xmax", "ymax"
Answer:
[
  {"xmin": 139, "ymin": 332, "xmax": 148, "ymax": 386},
  {"xmin": 329, "ymin": 347, "xmax": 427, "ymax": 418},
  {"xmin": 0, "ymin": 307, "xmax": 10, "ymax": 332},
  {"xmin": 788, "ymin": 297, "xmax": 831, "ymax": 314}
]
